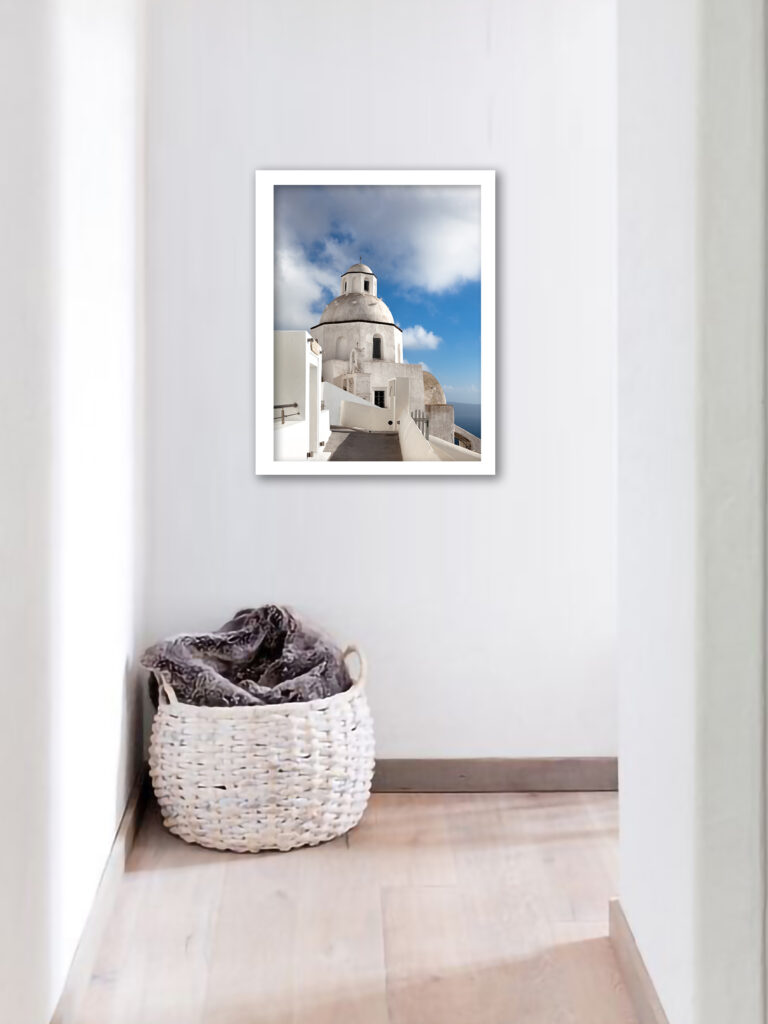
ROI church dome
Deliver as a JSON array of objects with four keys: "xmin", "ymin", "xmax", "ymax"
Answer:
[
  {"xmin": 316, "ymin": 292, "xmax": 396, "ymax": 326},
  {"xmin": 343, "ymin": 262, "xmax": 373, "ymax": 274},
  {"xmin": 423, "ymin": 371, "xmax": 447, "ymax": 405}
]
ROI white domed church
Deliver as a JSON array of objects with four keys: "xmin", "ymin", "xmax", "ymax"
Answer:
[{"xmin": 310, "ymin": 263, "xmax": 455, "ymax": 443}]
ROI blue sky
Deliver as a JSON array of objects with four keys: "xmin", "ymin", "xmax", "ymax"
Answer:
[{"xmin": 274, "ymin": 185, "xmax": 482, "ymax": 405}]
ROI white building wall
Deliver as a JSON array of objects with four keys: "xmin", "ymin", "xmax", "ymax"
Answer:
[
  {"xmin": 340, "ymin": 270, "xmax": 377, "ymax": 295},
  {"xmin": 321, "ymin": 356, "xmax": 423, "ymax": 412},
  {"xmin": 399, "ymin": 416, "xmax": 440, "ymax": 461},
  {"xmin": 314, "ymin": 320, "xmax": 401, "ymax": 364},
  {"xmin": 321, "ymin": 358, "xmax": 349, "ymax": 386},
  {"xmin": 274, "ymin": 330, "xmax": 310, "ymax": 417},
  {"xmin": 365, "ymin": 361, "xmax": 425, "ymax": 413},
  {"xmin": 274, "ymin": 419, "xmax": 310, "ymax": 461},
  {"xmin": 429, "ymin": 435, "xmax": 482, "ymax": 462},
  {"xmin": 426, "ymin": 404, "xmax": 455, "ymax": 444},
  {"xmin": 339, "ymin": 401, "xmax": 392, "ymax": 433},
  {"xmin": 322, "ymin": 381, "xmax": 373, "ymax": 427},
  {"xmin": 273, "ymin": 331, "xmax": 327, "ymax": 459}
]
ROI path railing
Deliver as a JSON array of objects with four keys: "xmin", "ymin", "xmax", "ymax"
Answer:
[
  {"xmin": 412, "ymin": 409, "xmax": 430, "ymax": 441},
  {"xmin": 274, "ymin": 402, "xmax": 299, "ymax": 424}
]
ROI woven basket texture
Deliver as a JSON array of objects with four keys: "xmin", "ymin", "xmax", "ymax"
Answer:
[{"xmin": 149, "ymin": 646, "xmax": 374, "ymax": 852}]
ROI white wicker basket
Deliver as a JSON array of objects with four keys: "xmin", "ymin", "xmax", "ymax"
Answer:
[{"xmin": 148, "ymin": 646, "xmax": 374, "ymax": 853}]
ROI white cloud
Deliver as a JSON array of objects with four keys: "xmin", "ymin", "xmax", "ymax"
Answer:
[
  {"xmin": 273, "ymin": 246, "xmax": 337, "ymax": 330},
  {"xmin": 273, "ymin": 185, "xmax": 481, "ymax": 328},
  {"xmin": 402, "ymin": 325, "xmax": 442, "ymax": 350}
]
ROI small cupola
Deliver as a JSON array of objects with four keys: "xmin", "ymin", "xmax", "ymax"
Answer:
[{"xmin": 340, "ymin": 262, "xmax": 377, "ymax": 297}]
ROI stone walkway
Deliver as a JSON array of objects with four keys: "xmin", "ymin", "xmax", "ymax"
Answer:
[{"xmin": 325, "ymin": 427, "xmax": 402, "ymax": 461}]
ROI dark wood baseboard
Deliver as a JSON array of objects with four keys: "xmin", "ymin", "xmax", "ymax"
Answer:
[
  {"xmin": 609, "ymin": 899, "xmax": 670, "ymax": 1024},
  {"xmin": 372, "ymin": 757, "xmax": 618, "ymax": 793}
]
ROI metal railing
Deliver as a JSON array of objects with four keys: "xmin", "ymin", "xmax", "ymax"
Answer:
[
  {"xmin": 274, "ymin": 402, "xmax": 299, "ymax": 424},
  {"xmin": 412, "ymin": 409, "xmax": 430, "ymax": 441}
]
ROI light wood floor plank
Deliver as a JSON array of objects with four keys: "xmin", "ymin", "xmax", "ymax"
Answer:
[
  {"xmin": 74, "ymin": 792, "xmax": 636, "ymax": 1024},
  {"xmin": 347, "ymin": 792, "xmax": 458, "ymax": 887}
]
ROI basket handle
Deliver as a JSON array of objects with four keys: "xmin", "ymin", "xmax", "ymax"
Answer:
[
  {"xmin": 343, "ymin": 645, "xmax": 367, "ymax": 683},
  {"xmin": 157, "ymin": 672, "xmax": 179, "ymax": 706}
]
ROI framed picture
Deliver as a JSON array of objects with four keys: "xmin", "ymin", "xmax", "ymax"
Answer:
[{"xmin": 255, "ymin": 170, "xmax": 495, "ymax": 475}]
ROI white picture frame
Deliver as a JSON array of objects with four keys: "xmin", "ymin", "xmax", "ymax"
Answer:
[{"xmin": 255, "ymin": 169, "xmax": 495, "ymax": 476}]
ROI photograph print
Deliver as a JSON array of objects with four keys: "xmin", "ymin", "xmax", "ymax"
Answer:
[{"xmin": 255, "ymin": 170, "xmax": 495, "ymax": 475}]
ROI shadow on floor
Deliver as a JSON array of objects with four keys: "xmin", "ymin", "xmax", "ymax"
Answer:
[{"xmin": 194, "ymin": 938, "xmax": 637, "ymax": 1024}]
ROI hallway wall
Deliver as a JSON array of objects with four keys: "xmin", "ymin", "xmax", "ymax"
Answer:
[
  {"xmin": 144, "ymin": 0, "xmax": 618, "ymax": 758},
  {"xmin": 617, "ymin": 0, "xmax": 765, "ymax": 1021},
  {"xmin": 0, "ymin": 5, "xmax": 56, "ymax": 1021},
  {"xmin": 0, "ymin": 2, "xmax": 146, "ymax": 1021}
]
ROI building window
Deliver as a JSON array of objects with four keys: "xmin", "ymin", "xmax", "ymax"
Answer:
[
  {"xmin": 374, "ymin": 390, "xmax": 386, "ymax": 408},
  {"xmin": 344, "ymin": 281, "xmax": 347, "ymax": 292},
  {"xmin": 372, "ymin": 336, "xmax": 382, "ymax": 359},
  {"xmin": 364, "ymin": 279, "xmax": 370, "ymax": 292}
]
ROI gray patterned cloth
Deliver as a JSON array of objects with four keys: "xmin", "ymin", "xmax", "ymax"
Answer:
[{"xmin": 141, "ymin": 605, "xmax": 351, "ymax": 707}]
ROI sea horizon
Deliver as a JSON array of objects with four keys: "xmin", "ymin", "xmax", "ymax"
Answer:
[{"xmin": 452, "ymin": 402, "xmax": 481, "ymax": 438}]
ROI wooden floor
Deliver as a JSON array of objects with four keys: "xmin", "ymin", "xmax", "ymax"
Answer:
[
  {"xmin": 325, "ymin": 427, "xmax": 403, "ymax": 460},
  {"xmin": 77, "ymin": 793, "xmax": 636, "ymax": 1024}
]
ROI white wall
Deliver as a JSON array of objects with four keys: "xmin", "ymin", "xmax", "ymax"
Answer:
[
  {"xmin": 0, "ymin": 2, "xmax": 145, "ymax": 1021},
  {"xmin": 0, "ymin": 6, "xmax": 56, "ymax": 1022},
  {"xmin": 339, "ymin": 399, "xmax": 393, "ymax": 434},
  {"xmin": 322, "ymin": 381, "xmax": 371, "ymax": 428},
  {"xmin": 617, "ymin": 0, "xmax": 765, "ymax": 1021},
  {"xmin": 145, "ymin": 0, "xmax": 616, "ymax": 758}
]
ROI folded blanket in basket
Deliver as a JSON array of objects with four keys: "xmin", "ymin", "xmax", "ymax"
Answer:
[{"xmin": 141, "ymin": 605, "xmax": 351, "ymax": 707}]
